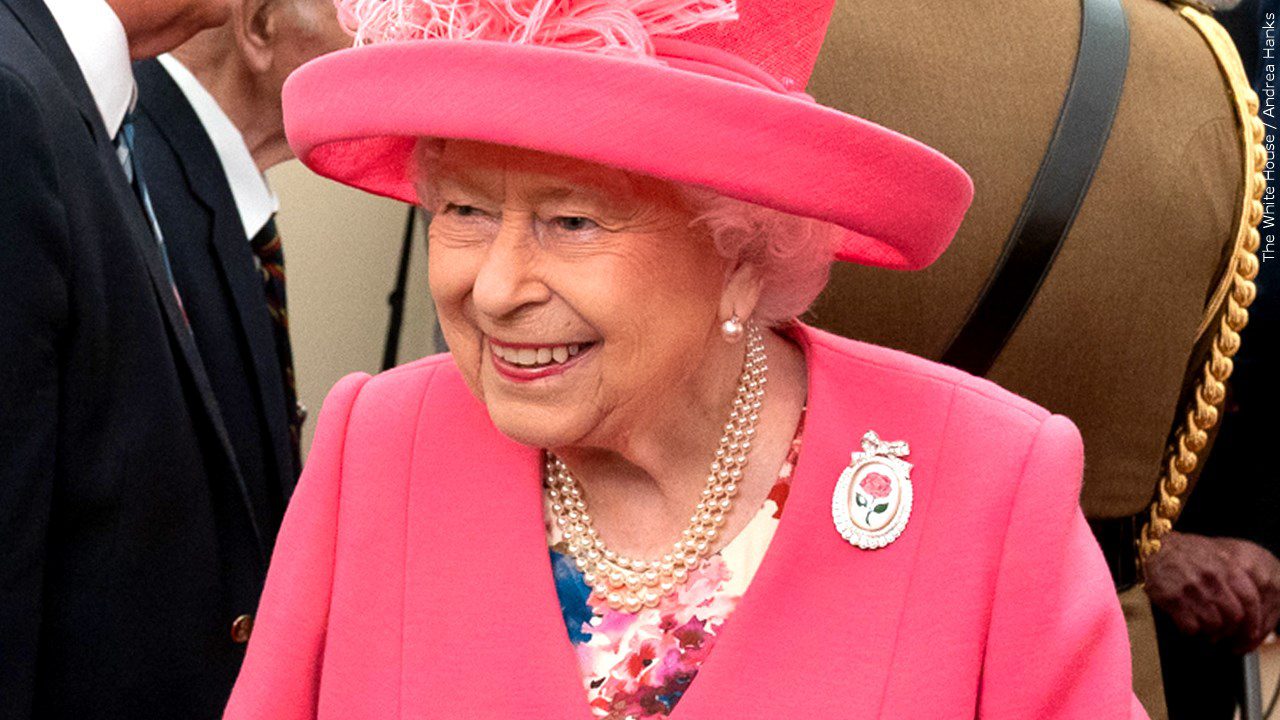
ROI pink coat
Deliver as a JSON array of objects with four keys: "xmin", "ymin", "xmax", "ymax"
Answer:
[{"xmin": 225, "ymin": 325, "xmax": 1148, "ymax": 719}]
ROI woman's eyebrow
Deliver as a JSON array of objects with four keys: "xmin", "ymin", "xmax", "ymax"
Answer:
[
  {"xmin": 434, "ymin": 160, "xmax": 642, "ymax": 207},
  {"xmin": 525, "ymin": 185, "xmax": 610, "ymax": 206},
  {"xmin": 433, "ymin": 170, "xmax": 501, "ymax": 200},
  {"xmin": 523, "ymin": 174, "xmax": 639, "ymax": 207}
]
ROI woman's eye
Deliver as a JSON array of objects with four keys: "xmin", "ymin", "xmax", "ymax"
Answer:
[
  {"xmin": 443, "ymin": 203, "xmax": 482, "ymax": 217},
  {"xmin": 553, "ymin": 216, "xmax": 597, "ymax": 232}
]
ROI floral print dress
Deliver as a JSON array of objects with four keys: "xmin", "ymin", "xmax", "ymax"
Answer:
[{"xmin": 544, "ymin": 412, "xmax": 805, "ymax": 720}]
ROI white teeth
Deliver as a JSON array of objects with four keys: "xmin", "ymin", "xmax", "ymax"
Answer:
[{"xmin": 494, "ymin": 342, "xmax": 587, "ymax": 367}]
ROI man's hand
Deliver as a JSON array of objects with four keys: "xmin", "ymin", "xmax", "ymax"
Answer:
[{"xmin": 1145, "ymin": 531, "xmax": 1280, "ymax": 653}]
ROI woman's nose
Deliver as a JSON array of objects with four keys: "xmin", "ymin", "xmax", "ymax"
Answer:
[{"xmin": 471, "ymin": 214, "xmax": 552, "ymax": 319}]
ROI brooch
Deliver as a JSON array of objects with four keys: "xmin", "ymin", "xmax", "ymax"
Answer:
[{"xmin": 832, "ymin": 431, "xmax": 914, "ymax": 549}]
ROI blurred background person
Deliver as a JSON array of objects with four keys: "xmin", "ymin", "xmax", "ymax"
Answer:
[
  {"xmin": 129, "ymin": 0, "xmax": 348, "ymax": 561},
  {"xmin": 0, "ymin": 0, "xmax": 281, "ymax": 718},
  {"xmin": 1144, "ymin": 1, "xmax": 1280, "ymax": 717},
  {"xmin": 806, "ymin": 1, "xmax": 1267, "ymax": 717}
]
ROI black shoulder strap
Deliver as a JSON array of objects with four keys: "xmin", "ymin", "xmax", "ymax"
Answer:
[{"xmin": 940, "ymin": 0, "xmax": 1130, "ymax": 376}]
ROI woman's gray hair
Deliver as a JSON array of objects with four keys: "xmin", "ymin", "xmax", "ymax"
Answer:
[{"xmin": 677, "ymin": 187, "xmax": 842, "ymax": 325}]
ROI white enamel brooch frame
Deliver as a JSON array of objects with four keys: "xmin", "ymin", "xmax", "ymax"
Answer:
[{"xmin": 832, "ymin": 431, "xmax": 914, "ymax": 549}]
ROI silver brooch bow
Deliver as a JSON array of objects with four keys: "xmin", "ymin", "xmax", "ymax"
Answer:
[{"xmin": 858, "ymin": 430, "xmax": 910, "ymax": 460}]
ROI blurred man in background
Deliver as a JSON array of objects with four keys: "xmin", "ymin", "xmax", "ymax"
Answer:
[
  {"xmin": 130, "ymin": 0, "xmax": 348, "ymax": 564},
  {"xmin": 0, "ymin": 0, "xmax": 274, "ymax": 717},
  {"xmin": 807, "ymin": 1, "xmax": 1270, "ymax": 717},
  {"xmin": 1144, "ymin": 1, "xmax": 1280, "ymax": 717}
]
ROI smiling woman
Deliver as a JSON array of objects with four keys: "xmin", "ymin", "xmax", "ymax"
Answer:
[{"xmin": 224, "ymin": 1, "xmax": 1148, "ymax": 718}]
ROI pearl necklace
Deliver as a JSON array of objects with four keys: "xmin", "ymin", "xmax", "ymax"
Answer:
[{"xmin": 544, "ymin": 323, "xmax": 767, "ymax": 613}]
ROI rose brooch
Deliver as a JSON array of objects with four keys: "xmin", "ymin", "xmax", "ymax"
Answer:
[{"xmin": 831, "ymin": 431, "xmax": 914, "ymax": 549}]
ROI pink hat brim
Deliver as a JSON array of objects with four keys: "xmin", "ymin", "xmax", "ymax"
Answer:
[{"xmin": 283, "ymin": 40, "xmax": 974, "ymax": 270}]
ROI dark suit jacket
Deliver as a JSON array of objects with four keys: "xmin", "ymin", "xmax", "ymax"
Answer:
[
  {"xmin": 132, "ymin": 59, "xmax": 298, "ymax": 544},
  {"xmin": 0, "ymin": 1, "xmax": 271, "ymax": 717}
]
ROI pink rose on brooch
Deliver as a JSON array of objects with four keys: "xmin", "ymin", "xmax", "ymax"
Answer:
[{"xmin": 855, "ymin": 472, "xmax": 893, "ymax": 526}]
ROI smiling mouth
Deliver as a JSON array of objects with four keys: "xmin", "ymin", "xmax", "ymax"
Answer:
[
  {"xmin": 489, "ymin": 340, "xmax": 597, "ymax": 379},
  {"xmin": 492, "ymin": 342, "xmax": 586, "ymax": 368}
]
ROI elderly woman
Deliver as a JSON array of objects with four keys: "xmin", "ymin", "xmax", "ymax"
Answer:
[{"xmin": 225, "ymin": 1, "xmax": 1147, "ymax": 718}]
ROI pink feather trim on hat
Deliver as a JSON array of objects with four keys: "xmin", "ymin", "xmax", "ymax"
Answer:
[{"xmin": 335, "ymin": 0, "xmax": 739, "ymax": 58}]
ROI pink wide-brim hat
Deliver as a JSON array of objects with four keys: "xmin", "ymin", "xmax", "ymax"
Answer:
[{"xmin": 283, "ymin": 0, "xmax": 974, "ymax": 270}]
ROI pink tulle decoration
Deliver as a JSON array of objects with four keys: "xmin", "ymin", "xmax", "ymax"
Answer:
[{"xmin": 333, "ymin": 0, "xmax": 738, "ymax": 58}]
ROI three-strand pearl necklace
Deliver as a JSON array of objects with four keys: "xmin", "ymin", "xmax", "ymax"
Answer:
[{"xmin": 544, "ymin": 323, "xmax": 767, "ymax": 613}]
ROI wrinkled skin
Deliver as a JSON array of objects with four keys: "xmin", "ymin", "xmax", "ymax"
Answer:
[{"xmin": 1144, "ymin": 531, "xmax": 1280, "ymax": 653}]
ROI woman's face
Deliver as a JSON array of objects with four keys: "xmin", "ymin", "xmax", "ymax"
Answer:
[{"xmin": 425, "ymin": 140, "xmax": 739, "ymax": 450}]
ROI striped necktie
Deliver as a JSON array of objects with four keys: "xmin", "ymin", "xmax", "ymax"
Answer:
[
  {"xmin": 251, "ymin": 218, "xmax": 302, "ymax": 470},
  {"xmin": 114, "ymin": 112, "xmax": 188, "ymax": 322}
]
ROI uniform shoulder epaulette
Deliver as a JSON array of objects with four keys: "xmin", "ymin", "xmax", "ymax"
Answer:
[{"xmin": 1139, "ymin": 4, "xmax": 1265, "ymax": 565}]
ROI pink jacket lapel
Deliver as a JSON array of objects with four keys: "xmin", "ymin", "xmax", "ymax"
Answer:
[
  {"xmin": 670, "ymin": 328, "xmax": 957, "ymax": 718},
  {"xmin": 399, "ymin": 367, "xmax": 595, "ymax": 718}
]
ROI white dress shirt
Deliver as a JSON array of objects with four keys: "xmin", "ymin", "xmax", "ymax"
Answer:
[
  {"xmin": 42, "ymin": 0, "xmax": 133, "ymax": 139},
  {"xmin": 156, "ymin": 54, "xmax": 279, "ymax": 242}
]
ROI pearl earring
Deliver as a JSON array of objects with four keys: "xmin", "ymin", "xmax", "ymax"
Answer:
[{"xmin": 721, "ymin": 314, "xmax": 744, "ymax": 342}]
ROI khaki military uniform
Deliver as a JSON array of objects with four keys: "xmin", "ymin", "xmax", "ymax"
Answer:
[{"xmin": 807, "ymin": 2, "xmax": 1264, "ymax": 717}]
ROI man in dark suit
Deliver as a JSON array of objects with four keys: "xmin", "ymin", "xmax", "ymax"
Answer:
[
  {"xmin": 130, "ymin": 0, "xmax": 348, "ymax": 561},
  {"xmin": 0, "ymin": 0, "xmax": 276, "ymax": 717}
]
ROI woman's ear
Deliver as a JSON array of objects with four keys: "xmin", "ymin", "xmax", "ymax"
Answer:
[
  {"xmin": 236, "ymin": 0, "xmax": 276, "ymax": 74},
  {"xmin": 719, "ymin": 259, "xmax": 764, "ymax": 325}
]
